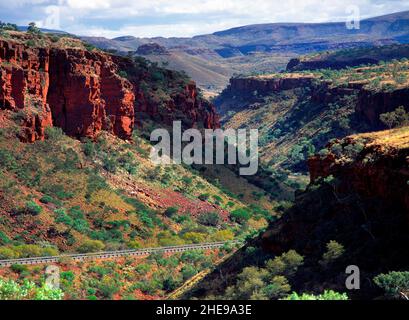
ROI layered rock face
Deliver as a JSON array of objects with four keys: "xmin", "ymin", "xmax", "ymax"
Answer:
[
  {"xmin": 47, "ymin": 49, "xmax": 135, "ymax": 139},
  {"xmin": 226, "ymin": 76, "xmax": 315, "ymax": 96},
  {"xmin": 0, "ymin": 40, "xmax": 53, "ymax": 142},
  {"xmin": 286, "ymin": 57, "xmax": 380, "ymax": 71},
  {"xmin": 0, "ymin": 39, "xmax": 135, "ymax": 141},
  {"xmin": 113, "ymin": 56, "xmax": 220, "ymax": 130}
]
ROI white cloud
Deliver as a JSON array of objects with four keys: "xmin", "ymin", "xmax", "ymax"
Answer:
[{"xmin": 0, "ymin": 0, "xmax": 408, "ymax": 37}]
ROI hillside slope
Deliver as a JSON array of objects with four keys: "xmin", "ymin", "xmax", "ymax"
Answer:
[
  {"xmin": 216, "ymin": 56, "xmax": 409, "ymax": 173},
  {"xmin": 185, "ymin": 127, "xmax": 409, "ymax": 300}
]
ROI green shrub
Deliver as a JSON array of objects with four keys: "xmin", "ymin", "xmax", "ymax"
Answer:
[
  {"xmin": 164, "ymin": 206, "xmax": 179, "ymax": 218},
  {"xmin": 0, "ymin": 231, "xmax": 11, "ymax": 245},
  {"xmin": 181, "ymin": 265, "xmax": 198, "ymax": 281},
  {"xmin": 39, "ymin": 195, "xmax": 54, "ymax": 204},
  {"xmin": 197, "ymin": 212, "xmax": 220, "ymax": 227},
  {"xmin": 25, "ymin": 201, "xmax": 42, "ymax": 216},
  {"xmin": 266, "ymin": 250, "xmax": 304, "ymax": 277},
  {"xmin": 284, "ymin": 290, "xmax": 349, "ymax": 300},
  {"xmin": 230, "ymin": 208, "xmax": 251, "ymax": 224},
  {"xmin": 320, "ymin": 241, "xmax": 345, "ymax": 266},
  {"xmin": 0, "ymin": 278, "xmax": 63, "ymax": 300},
  {"xmin": 10, "ymin": 264, "xmax": 28, "ymax": 274},
  {"xmin": 77, "ymin": 240, "xmax": 105, "ymax": 253},
  {"xmin": 374, "ymin": 271, "xmax": 409, "ymax": 298}
]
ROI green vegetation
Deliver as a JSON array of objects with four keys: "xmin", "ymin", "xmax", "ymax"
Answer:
[
  {"xmin": 222, "ymin": 250, "xmax": 303, "ymax": 300},
  {"xmin": 284, "ymin": 290, "xmax": 348, "ymax": 300},
  {"xmin": 0, "ymin": 278, "xmax": 63, "ymax": 300},
  {"xmin": 374, "ymin": 272, "xmax": 409, "ymax": 299},
  {"xmin": 27, "ymin": 22, "xmax": 41, "ymax": 35},
  {"xmin": 380, "ymin": 106, "xmax": 409, "ymax": 129},
  {"xmin": 320, "ymin": 241, "xmax": 345, "ymax": 266}
]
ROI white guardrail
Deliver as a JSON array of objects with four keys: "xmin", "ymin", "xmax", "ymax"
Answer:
[{"xmin": 0, "ymin": 241, "xmax": 240, "ymax": 267}]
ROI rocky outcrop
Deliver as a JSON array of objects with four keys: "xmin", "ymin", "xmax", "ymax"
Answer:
[
  {"xmin": 136, "ymin": 43, "xmax": 169, "ymax": 55},
  {"xmin": 113, "ymin": 56, "xmax": 220, "ymax": 129},
  {"xmin": 287, "ymin": 57, "xmax": 379, "ymax": 71},
  {"xmin": 226, "ymin": 76, "xmax": 315, "ymax": 96},
  {"xmin": 47, "ymin": 49, "xmax": 135, "ymax": 139},
  {"xmin": 0, "ymin": 40, "xmax": 53, "ymax": 142},
  {"xmin": 0, "ymin": 39, "xmax": 135, "ymax": 141},
  {"xmin": 308, "ymin": 134, "xmax": 409, "ymax": 212}
]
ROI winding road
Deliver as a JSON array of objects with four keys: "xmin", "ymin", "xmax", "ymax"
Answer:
[{"xmin": 0, "ymin": 241, "xmax": 239, "ymax": 267}]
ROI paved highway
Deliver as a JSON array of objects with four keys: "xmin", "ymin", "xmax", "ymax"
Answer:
[{"xmin": 0, "ymin": 241, "xmax": 239, "ymax": 267}]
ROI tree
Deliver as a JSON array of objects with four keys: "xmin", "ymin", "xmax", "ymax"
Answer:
[
  {"xmin": 266, "ymin": 250, "xmax": 304, "ymax": 277},
  {"xmin": 0, "ymin": 21, "xmax": 18, "ymax": 31},
  {"xmin": 225, "ymin": 267, "xmax": 269, "ymax": 300},
  {"xmin": 257, "ymin": 276, "xmax": 291, "ymax": 300},
  {"xmin": 230, "ymin": 208, "xmax": 251, "ymax": 224},
  {"xmin": 320, "ymin": 240, "xmax": 345, "ymax": 266},
  {"xmin": 380, "ymin": 106, "xmax": 409, "ymax": 129},
  {"xmin": 197, "ymin": 212, "xmax": 220, "ymax": 227},
  {"xmin": 374, "ymin": 272, "xmax": 409, "ymax": 299},
  {"xmin": 27, "ymin": 22, "xmax": 41, "ymax": 35}
]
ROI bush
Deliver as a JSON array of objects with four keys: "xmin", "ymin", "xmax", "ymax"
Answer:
[
  {"xmin": 10, "ymin": 264, "xmax": 28, "ymax": 274},
  {"xmin": 266, "ymin": 250, "xmax": 304, "ymax": 277},
  {"xmin": 25, "ymin": 201, "xmax": 42, "ymax": 216},
  {"xmin": 380, "ymin": 106, "xmax": 409, "ymax": 129},
  {"xmin": 0, "ymin": 231, "xmax": 11, "ymax": 245},
  {"xmin": 211, "ymin": 229, "xmax": 234, "ymax": 241},
  {"xmin": 181, "ymin": 232, "xmax": 206, "ymax": 244},
  {"xmin": 197, "ymin": 212, "xmax": 220, "ymax": 227},
  {"xmin": 374, "ymin": 272, "xmax": 409, "ymax": 298},
  {"xmin": 181, "ymin": 265, "xmax": 198, "ymax": 281},
  {"xmin": 164, "ymin": 206, "xmax": 178, "ymax": 218},
  {"xmin": 230, "ymin": 208, "xmax": 251, "ymax": 224},
  {"xmin": 284, "ymin": 290, "xmax": 349, "ymax": 300},
  {"xmin": 77, "ymin": 240, "xmax": 105, "ymax": 253},
  {"xmin": 0, "ymin": 278, "xmax": 63, "ymax": 300},
  {"xmin": 39, "ymin": 195, "xmax": 54, "ymax": 204},
  {"xmin": 320, "ymin": 241, "xmax": 345, "ymax": 266}
]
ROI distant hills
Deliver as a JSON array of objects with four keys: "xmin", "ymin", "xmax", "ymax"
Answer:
[{"xmin": 82, "ymin": 11, "xmax": 409, "ymax": 92}]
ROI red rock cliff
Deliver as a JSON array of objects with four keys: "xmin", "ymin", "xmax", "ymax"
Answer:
[
  {"xmin": 0, "ymin": 39, "xmax": 135, "ymax": 141},
  {"xmin": 308, "ymin": 129, "xmax": 409, "ymax": 213},
  {"xmin": 112, "ymin": 56, "xmax": 220, "ymax": 130},
  {"xmin": 227, "ymin": 75, "xmax": 315, "ymax": 96}
]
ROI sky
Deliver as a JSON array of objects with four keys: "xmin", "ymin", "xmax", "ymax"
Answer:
[{"xmin": 0, "ymin": 0, "xmax": 408, "ymax": 38}]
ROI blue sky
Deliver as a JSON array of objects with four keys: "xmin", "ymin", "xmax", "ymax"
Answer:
[{"xmin": 0, "ymin": 0, "xmax": 408, "ymax": 38}]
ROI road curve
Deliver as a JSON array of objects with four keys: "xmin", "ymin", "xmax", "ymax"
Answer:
[{"xmin": 0, "ymin": 241, "xmax": 239, "ymax": 267}]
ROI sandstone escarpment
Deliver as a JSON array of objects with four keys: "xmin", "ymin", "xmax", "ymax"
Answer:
[
  {"xmin": 0, "ymin": 40, "xmax": 53, "ymax": 142},
  {"xmin": 47, "ymin": 49, "xmax": 135, "ymax": 139},
  {"xmin": 0, "ymin": 38, "xmax": 135, "ymax": 141},
  {"xmin": 226, "ymin": 75, "xmax": 315, "ymax": 96},
  {"xmin": 286, "ymin": 57, "xmax": 379, "ymax": 71},
  {"xmin": 113, "ymin": 56, "xmax": 220, "ymax": 129},
  {"xmin": 308, "ymin": 129, "xmax": 409, "ymax": 212}
]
